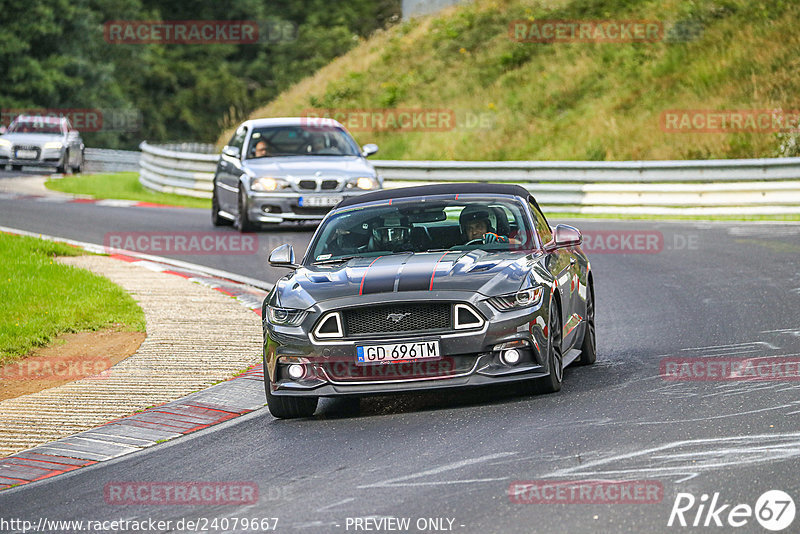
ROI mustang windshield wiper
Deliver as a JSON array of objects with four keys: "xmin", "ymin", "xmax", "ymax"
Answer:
[
  {"xmin": 313, "ymin": 256, "xmax": 359, "ymax": 265},
  {"xmin": 313, "ymin": 251, "xmax": 413, "ymax": 265}
]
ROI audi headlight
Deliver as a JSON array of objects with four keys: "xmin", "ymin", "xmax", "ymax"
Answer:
[
  {"xmin": 252, "ymin": 177, "xmax": 288, "ymax": 192},
  {"xmin": 488, "ymin": 287, "xmax": 543, "ymax": 311},
  {"xmin": 267, "ymin": 306, "xmax": 307, "ymax": 326},
  {"xmin": 348, "ymin": 176, "xmax": 378, "ymax": 190},
  {"xmin": 43, "ymin": 141, "xmax": 63, "ymax": 150}
]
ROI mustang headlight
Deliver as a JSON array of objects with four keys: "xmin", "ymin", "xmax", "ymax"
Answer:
[
  {"xmin": 347, "ymin": 176, "xmax": 378, "ymax": 190},
  {"xmin": 488, "ymin": 287, "xmax": 543, "ymax": 311},
  {"xmin": 43, "ymin": 141, "xmax": 63, "ymax": 150},
  {"xmin": 252, "ymin": 177, "xmax": 288, "ymax": 192},
  {"xmin": 267, "ymin": 306, "xmax": 307, "ymax": 326}
]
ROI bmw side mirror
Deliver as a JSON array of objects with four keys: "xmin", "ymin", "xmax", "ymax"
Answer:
[
  {"xmin": 222, "ymin": 145, "xmax": 241, "ymax": 159},
  {"xmin": 269, "ymin": 244, "xmax": 300, "ymax": 268},
  {"xmin": 361, "ymin": 143, "xmax": 379, "ymax": 157},
  {"xmin": 553, "ymin": 224, "xmax": 582, "ymax": 248}
]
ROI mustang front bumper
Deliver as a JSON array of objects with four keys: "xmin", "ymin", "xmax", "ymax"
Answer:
[{"xmin": 263, "ymin": 290, "xmax": 552, "ymax": 397}]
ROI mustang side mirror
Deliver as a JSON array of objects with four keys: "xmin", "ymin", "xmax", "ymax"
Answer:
[
  {"xmin": 553, "ymin": 224, "xmax": 582, "ymax": 248},
  {"xmin": 361, "ymin": 143, "xmax": 379, "ymax": 157},
  {"xmin": 269, "ymin": 244, "xmax": 300, "ymax": 268},
  {"xmin": 222, "ymin": 145, "xmax": 241, "ymax": 159}
]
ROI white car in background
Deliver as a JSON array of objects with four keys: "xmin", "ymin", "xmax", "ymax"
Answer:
[{"xmin": 0, "ymin": 115, "xmax": 84, "ymax": 173}]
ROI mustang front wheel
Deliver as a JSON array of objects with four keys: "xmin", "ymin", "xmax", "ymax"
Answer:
[
  {"xmin": 535, "ymin": 299, "xmax": 563, "ymax": 394},
  {"xmin": 265, "ymin": 377, "xmax": 318, "ymax": 419}
]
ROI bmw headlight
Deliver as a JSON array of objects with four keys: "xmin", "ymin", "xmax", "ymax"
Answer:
[
  {"xmin": 267, "ymin": 306, "xmax": 307, "ymax": 326},
  {"xmin": 252, "ymin": 177, "xmax": 288, "ymax": 192},
  {"xmin": 347, "ymin": 176, "xmax": 378, "ymax": 190},
  {"xmin": 488, "ymin": 287, "xmax": 543, "ymax": 311},
  {"xmin": 43, "ymin": 141, "xmax": 63, "ymax": 150}
]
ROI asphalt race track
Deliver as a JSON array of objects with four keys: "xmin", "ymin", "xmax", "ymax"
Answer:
[{"xmin": 2, "ymin": 172, "xmax": 800, "ymax": 533}]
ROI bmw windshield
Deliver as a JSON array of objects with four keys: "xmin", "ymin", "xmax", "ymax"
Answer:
[
  {"xmin": 306, "ymin": 196, "xmax": 534, "ymax": 264},
  {"xmin": 246, "ymin": 125, "xmax": 361, "ymax": 159}
]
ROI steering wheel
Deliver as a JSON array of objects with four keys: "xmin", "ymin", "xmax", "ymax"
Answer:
[{"xmin": 464, "ymin": 238, "xmax": 484, "ymax": 245}]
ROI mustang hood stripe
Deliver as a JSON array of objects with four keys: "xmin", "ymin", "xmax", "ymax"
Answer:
[
  {"xmin": 360, "ymin": 253, "xmax": 454, "ymax": 295},
  {"xmin": 359, "ymin": 256, "xmax": 383, "ymax": 296},
  {"xmin": 360, "ymin": 256, "xmax": 398, "ymax": 295},
  {"xmin": 395, "ymin": 253, "xmax": 447, "ymax": 293},
  {"xmin": 429, "ymin": 252, "xmax": 449, "ymax": 290}
]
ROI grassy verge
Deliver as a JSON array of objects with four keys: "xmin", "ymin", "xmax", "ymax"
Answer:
[
  {"xmin": 0, "ymin": 233, "xmax": 146, "ymax": 366},
  {"xmin": 45, "ymin": 172, "xmax": 211, "ymax": 209},
  {"xmin": 230, "ymin": 0, "xmax": 800, "ymax": 161}
]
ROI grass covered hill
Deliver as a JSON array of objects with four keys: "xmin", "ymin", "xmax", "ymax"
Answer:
[{"xmin": 222, "ymin": 0, "xmax": 800, "ymax": 161}]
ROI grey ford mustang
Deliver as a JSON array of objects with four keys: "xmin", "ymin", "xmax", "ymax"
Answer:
[{"xmin": 262, "ymin": 183, "xmax": 595, "ymax": 418}]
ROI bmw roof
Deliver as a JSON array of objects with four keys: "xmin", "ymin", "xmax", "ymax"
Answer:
[{"xmin": 242, "ymin": 117, "xmax": 346, "ymax": 129}]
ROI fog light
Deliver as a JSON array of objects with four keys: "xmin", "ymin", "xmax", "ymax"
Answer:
[
  {"xmin": 288, "ymin": 364, "xmax": 305, "ymax": 379},
  {"xmin": 501, "ymin": 349, "xmax": 521, "ymax": 366}
]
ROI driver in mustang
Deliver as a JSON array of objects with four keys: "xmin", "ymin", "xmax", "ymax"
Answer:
[{"xmin": 459, "ymin": 205, "xmax": 517, "ymax": 245}]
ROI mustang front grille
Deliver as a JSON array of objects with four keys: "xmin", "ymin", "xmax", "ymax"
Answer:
[{"xmin": 343, "ymin": 303, "xmax": 452, "ymax": 337}]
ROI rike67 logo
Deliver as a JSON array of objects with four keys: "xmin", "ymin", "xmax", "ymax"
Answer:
[{"xmin": 668, "ymin": 490, "xmax": 795, "ymax": 531}]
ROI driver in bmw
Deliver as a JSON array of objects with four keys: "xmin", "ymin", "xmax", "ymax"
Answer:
[{"xmin": 459, "ymin": 205, "xmax": 514, "ymax": 244}]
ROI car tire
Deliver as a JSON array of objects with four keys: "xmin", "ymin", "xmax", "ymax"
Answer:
[
  {"xmin": 211, "ymin": 186, "xmax": 231, "ymax": 226},
  {"xmin": 234, "ymin": 186, "xmax": 255, "ymax": 233},
  {"xmin": 56, "ymin": 151, "xmax": 68, "ymax": 174},
  {"xmin": 70, "ymin": 152, "xmax": 83, "ymax": 174},
  {"xmin": 578, "ymin": 283, "xmax": 596, "ymax": 365},
  {"xmin": 264, "ymin": 376, "xmax": 318, "ymax": 419},
  {"xmin": 533, "ymin": 299, "xmax": 563, "ymax": 394}
]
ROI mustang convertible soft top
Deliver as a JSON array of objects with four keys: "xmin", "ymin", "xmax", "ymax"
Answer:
[{"xmin": 336, "ymin": 182, "xmax": 542, "ymax": 212}]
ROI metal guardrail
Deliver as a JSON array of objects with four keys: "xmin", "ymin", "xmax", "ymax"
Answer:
[
  {"xmin": 136, "ymin": 141, "xmax": 800, "ymax": 215},
  {"xmin": 84, "ymin": 148, "xmax": 140, "ymax": 173}
]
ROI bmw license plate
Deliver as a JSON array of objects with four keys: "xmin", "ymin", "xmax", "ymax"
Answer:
[
  {"xmin": 15, "ymin": 150, "xmax": 37, "ymax": 159},
  {"xmin": 356, "ymin": 341, "xmax": 440, "ymax": 365},
  {"xmin": 299, "ymin": 196, "xmax": 342, "ymax": 207}
]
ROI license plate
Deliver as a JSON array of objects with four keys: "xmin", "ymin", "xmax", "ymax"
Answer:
[
  {"xmin": 15, "ymin": 150, "xmax": 37, "ymax": 159},
  {"xmin": 299, "ymin": 196, "xmax": 342, "ymax": 207},
  {"xmin": 356, "ymin": 340, "xmax": 440, "ymax": 364}
]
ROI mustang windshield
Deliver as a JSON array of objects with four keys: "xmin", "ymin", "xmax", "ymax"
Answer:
[{"xmin": 308, "ymin": 196, "xmax": 533, "ymax": 264}]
